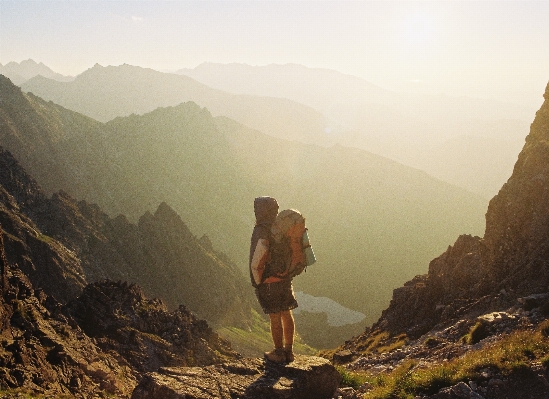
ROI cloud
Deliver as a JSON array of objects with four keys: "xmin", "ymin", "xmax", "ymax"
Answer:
[{"xmin": 131, "ymin": 15, "xmax": 144, "ymax": 23}]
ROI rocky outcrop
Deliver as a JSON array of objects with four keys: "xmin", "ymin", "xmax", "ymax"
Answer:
[
  {"xmin": 0, "ymin": 226, "xmax": 137, "ymax": 397},
  {"xmin": 65, "ymin": 280, "xmax": 237, "ymax": 373},
  {"xmin": 0, "ymin": 148, "xmax": 87, "ymax": 304},
  {"xmin": 482, "ymin": 81, "xmax": 549, "ymax": 295},
  {"xmin": 131, "ymin": 356, "xmax": 340, "ymax": 399},
  {"xmin": 0, "ymin": 223, "xmax": 244, "ymax": 397},
  {"xmin": 0, "ymin": 146, "xmax": 256, "ymax": 328},
  {"xmin": 352, "ymin": 82, "xmax": 549, "ymax": 340}
]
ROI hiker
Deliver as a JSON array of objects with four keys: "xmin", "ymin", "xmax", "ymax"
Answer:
[{"xmin": 249, "ymin": 196, "xmax": 298, "ymax": 363}]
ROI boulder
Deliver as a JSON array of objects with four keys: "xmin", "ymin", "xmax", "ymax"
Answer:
[
  {"xmin": 131, "ymin": 355, "xmax": 340, "ymax": 399},
  {"xmin": 427, "ymin": 381, "xmax": 484, "ymax": 398}
]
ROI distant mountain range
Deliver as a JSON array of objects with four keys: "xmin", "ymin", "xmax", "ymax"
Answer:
[
  {"xmin": 21, "ymin": 64, "xmax": 334, "ymax": 147},
  {"xmin": 0, "ymin": 59, "xmax": 73, "ymax": 85},
  {"xmin": 177, "ymin": 63, "xmax": 533, "ymax": 199},
  {"xmin": 18, "ymin": 62, "xmax": 531, "ymax": 198},
  {"xmin": 0, "ymin": 74, "xmax": 486, "ymax": 335}
]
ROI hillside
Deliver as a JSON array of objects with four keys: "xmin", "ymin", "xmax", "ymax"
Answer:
[
  {"xmin": 325, "ymin": 82, "xmax": 549, "ymax": 398},
  {"xmin": 1, "ymin": 76, "xmax": 486, "ymax": 341},
  {"xmin": 0, "ymin": 145, "xmax": 256, "ymax": 329},
  {"xmin": 0, "ymin": 225, "xmax": 236, "ymax": 397},
  {"xmin": 20, "ymin": 63, "xmax": 335, "ymax": 146},
  {"xmin": 179, "ymin": 62, "xmax": 531, "ymax": 198},
  {"xmin": 0, "ymin": 59, "xmax": 73, "ymax": 85}
]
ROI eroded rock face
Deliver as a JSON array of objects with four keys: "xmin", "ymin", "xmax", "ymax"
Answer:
[
  {"xmin": 482, "ymin": 81, "xmax": 549, "ymax": 294},
  {"xmin": 131, "ymin": 356, "xmax": 340, "ymax": 399},
  {"xmin": 0, "ymin": 227, "xmax": 137, "ymax": 398},
  {"xmin": 360, "ymin": 82, "xmax": 549, "ymax": 339},
  {"xmin": 65, "ymin": 280, "xmax": 238, "ymax": 373}
]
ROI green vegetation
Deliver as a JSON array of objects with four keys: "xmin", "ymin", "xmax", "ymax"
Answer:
[
  {"xmin": 337, "ymin": 366, "xmax": 371, "ymax": 390},
  {"xmin": 36, "ymin": 233, "xmax": 54, "ymax": 245},
  {"xmin": 217, "ymin": 309, "xmax": 316, "ymax": 357},
  {"xmin": 337, "ymin": 324, "xmax": 549, "ymax": 399},
  {"xmin": 423, "ymin": 336, "xmax": 442, "ymax": 348},
  {"xmin": 462, "ymin": 320, "xmax": 490, "ymax": 345},
  {"xmin": 376, "ymin": 333, "xmax": 408, "ymax": 354}
]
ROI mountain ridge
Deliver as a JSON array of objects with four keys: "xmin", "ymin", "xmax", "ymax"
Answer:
[
  {"xmin": 325, "ymin": 80, "xmax": 549, "ymax": 399},
  {"xmin": 0, "ymin": 59, "xmax": 74, "ymax": 85},
  {"xmin": 178, "ymin": 62, "xmax": 531, "ymax": 198},
  {"xmin": 1, "ymin": 74, "xmax": 487, "ymax": 347},
  {"xmin": 0, "ymin": 144, "xmax": 256, "ymax": 329}
]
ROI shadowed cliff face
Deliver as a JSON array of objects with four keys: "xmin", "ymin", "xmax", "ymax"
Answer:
[
  {"xmin": 0, "ymin": 227, "xmax": 138, "ymax": 397},
  {"xmin": 353, "ymin": 82, "xmax": 549, "ymax": 339},
  {"xmin": 1, "ymin": 74, "xmax": 488, "ymax": 327},
  {"xmin": 0, "ymin": 146, "xmax": 256, "ymax": 328},
  {"xmin": 0, "ymin": 226, "xmax": 238, "ymax": 398},
  {"xmin": 483, "ymin": 81, "xmax": 549, "ymax": 293}
]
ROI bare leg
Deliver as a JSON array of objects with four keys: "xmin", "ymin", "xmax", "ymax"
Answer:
[
  {"xmin": 281, "ymin": 310, "xmax": 295, "ymax": 362},
  {"xmin": 280, "ymin": 310, "xmax": 295, "ymax": 347},
  {"xmin": 265, "ymin": 312, "xmax": 286, "ymax": 363},
  {"xmin": 269, "ymin": 312, "xmax": 284, "ymax": 349}
]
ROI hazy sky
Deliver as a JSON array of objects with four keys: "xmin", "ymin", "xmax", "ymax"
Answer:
[{"xmin": 1, "ymin": 1, "xmax": 548, "ymax": 108}]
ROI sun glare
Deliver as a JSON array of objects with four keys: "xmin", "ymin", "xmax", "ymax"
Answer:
[{"xmin": 401, "ymin": 11, "xmax": 438, "ymax": 48}]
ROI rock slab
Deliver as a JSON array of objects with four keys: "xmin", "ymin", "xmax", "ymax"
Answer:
[{"xmin": 131, "ymin": 355, "xmax": 340, "ymax": 399}]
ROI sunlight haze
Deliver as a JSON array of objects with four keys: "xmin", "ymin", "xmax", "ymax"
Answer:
[{"xmin": 1, "ymin": 1, "xmax": 548, "ymax": 108}]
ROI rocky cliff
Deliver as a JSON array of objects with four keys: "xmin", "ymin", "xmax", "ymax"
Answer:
[
  {"xmin": 329, "ymin": 82, "xmax": 549, "ymax": 398},
  {"xmin": 370, "ymin": 81, "xmax": 549, "ymax": 339},
  {"xmin": 0, "ymin": 145, "xmax": 256, "ymax": 328},
  {"xmin": 0, "ymin": 226, "xmax": 137, "ymax": 397},
  {"xmin": 0, "ymin": 224, "xmax": 239, "ymax": 397}
]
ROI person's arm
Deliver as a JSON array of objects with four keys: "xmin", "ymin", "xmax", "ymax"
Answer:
[{"xmin": 250, "ymin": 238, "xmax": 269, "ymax": 285}]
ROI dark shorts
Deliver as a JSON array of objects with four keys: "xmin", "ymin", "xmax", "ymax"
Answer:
[{"xmin": 255, "ymin": 279, "xmax": 298, "ymax": 314}]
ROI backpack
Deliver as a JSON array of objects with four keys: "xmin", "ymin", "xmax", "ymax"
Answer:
[{"xmin": 264, "ymin": 209, "xmax": 315, "ymax": 280}]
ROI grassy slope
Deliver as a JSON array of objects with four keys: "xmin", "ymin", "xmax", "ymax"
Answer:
[
  {"xmin": 338, "ymin": 321, "xmax": 549, "ymax": 398},
  {"xmin": 217, "ymin": 309, "xmax": 317, "ymax": 358}
]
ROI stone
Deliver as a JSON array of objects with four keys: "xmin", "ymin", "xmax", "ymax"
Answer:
[
  {"xmin": 130, "ymin": 356, "xmax": 340, "ymax": 399},
  {"xmin": 428, "ymin": 381, "xmax": 485, "ymax": 398},
  {"xmin": 332, "ymin": 350, "xmax": 354, "ymax": 364}
]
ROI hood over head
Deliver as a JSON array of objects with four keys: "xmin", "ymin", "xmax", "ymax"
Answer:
[{"xmin": 254, "ymin": 196, "xmax": 279, "ymax": 225}]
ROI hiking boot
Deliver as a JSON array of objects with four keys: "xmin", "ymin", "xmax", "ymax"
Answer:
[
  {"xmin": 264, "ymin": 348, "xmax": 286, "ymax": 363},
  {"xmin": 285, "ymin": 347, "xmax": 295, "ymax": 363}
]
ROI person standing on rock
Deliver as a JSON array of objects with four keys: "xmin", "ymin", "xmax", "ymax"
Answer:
[{"xmin": 249, "ymin": 196, "xmax": 298, "ymax": 364}]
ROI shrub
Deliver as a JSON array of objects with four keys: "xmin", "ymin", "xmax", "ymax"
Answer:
[
  {"xmin": 538, "ymin": 319, "xmax": 549, "ymax": 337},
  {"xmin": 463, "ymin": 321, "xmax": 489, "ymax": 345},
  {"xmin": 337, "ymin": 366, "xmax": 369, "ymax": 389},
  {"xmin": 363, "ymin": 328, "xmax": 549, "ymax": 399}
]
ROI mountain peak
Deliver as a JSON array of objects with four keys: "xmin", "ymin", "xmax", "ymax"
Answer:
[{"xmin": 154, "ymin": 201, "xmax": 180, "ymax": 221}]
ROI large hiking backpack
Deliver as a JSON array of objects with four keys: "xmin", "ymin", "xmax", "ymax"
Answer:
[{"xmin": 265, "ymin": 209, "xmax": 315, "ymax": 280}]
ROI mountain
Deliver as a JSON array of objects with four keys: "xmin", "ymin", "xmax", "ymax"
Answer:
[
  {"xmin": 178, "ymin": 62, "xmax": 532, "ymax": 198},
  {"xmin": 0, "ymin": 145, "xmax": 256, "ymax": 329},
  {"xmin": 0, "ymin": 59, "xmax": 73, "ymax": 85},
  {"xmin": 368, "ymin": 81, "xmax": 549, "ymax": 339},
  {"xmin": 21, "ymin": 63, "xmax": 336, "ymax": 146},
  {"xmin": 19, "ymin": 62, "xmax": 531, "ymax": 198},
  {"xmin": 0, "ymin": 225, "xmax": 236, "ymax": 397},
  {"xmin": 324, "ymin": 82, "xmax": 549, "ymax": 398},
  {"xmin": 0, "ymin": 75, "xmax": 486, "ymax": 341}
]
